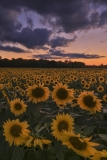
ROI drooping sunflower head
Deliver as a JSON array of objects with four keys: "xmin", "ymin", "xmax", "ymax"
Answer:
[
  {"xmin": 26, "ymin": 84, "xmax": 50, "ymax": 103},
  {"xmin": 3, "ymin": 119, "xmax": 30, "ymax": 146},
  {"xmin": 61, "ymin": 130, "xmax": 99, "ymax": 158},
  {"xmin": 77, "ymin": 91, "xmax": 102, "ymax": 114},
  {"xmin": 10, "ymin": 98, "xmax": 27, "ymax": 116},
  {"xmin": 25, "ymin": 135, "xmax": 51, "ymax": 149},
  {"xmin": 51, "ymin": 113, "xmax": 74, "ymax": 140},
  {"xmin": 91, "ymin": 150, "xmax": 107, "ymax": 160}
]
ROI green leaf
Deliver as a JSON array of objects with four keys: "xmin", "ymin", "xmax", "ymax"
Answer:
[
  {"xmin": 47, "ymin": 150, "xmax": 55, "ymax": 160},
  {"xmin": 83, "ymin": 126, "xmax": 95, "ymax": 136},
  {"xmin": 98, "ymin": 134, "xmax": 107, "ymax": 142},
  {"xmin": 53, "ymin": 141, "xmax": 64, "ymax": 160},
  {"xmin": 69, "ymin": 155, "xmax": 81, "ymax": 160},
  {"xmin": 48, "ymin": 146, "xmax": 54, "ymax": 154},
  {"xmin": 74, "ymin": 125, "xmax": 81, "ymax": 134},
  {"xmin": 26, "ymin": 151, "xmax": 36, "ymax": 160},
  {"xmin": 44, "ymin": 123, "xmax": 50, "ymax": 128},
  {"xmin": 28, "ymin": 102, "xmax": 42, "ymax": 118},
  {"xmin": 96, "ymin": 111, "xmax": 103, "ymax": 120},
  {"xmin": 11, "ymin": 147, "xmax": 25, "ymax": 160},
  {"xmin": 35, "ymin": 123, "xmax": 42, "ymax": 131}
]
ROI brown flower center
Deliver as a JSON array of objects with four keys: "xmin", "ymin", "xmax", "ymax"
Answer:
[
  {"xmin": 56, "ymin": 88, "xmax": 68, "ymax": 100},
  {"xmin": 99, "ymin": 87, "xmax": 103, "ymax": 91},
  {"xmin": 10, "ymin": 125, "xmax": 22, "ymax": 137},
  {"xmin": 83, "ymin": 95, "xmax": 96, "ymax": 108},
  {"xmin": 32, "ymin": 87, "xmax": 45, "ymax": 98},
  {"xmin": 100, "ymin": 157, "xmax": 107, "ymax": 160},
  {"xmin": 72, "ymin": 99, "xmax": 77, "ymax": 103},
  {"xmin": 69, "ymin": 137, "xmax": 87, "ymax": 150},
  {"xmin": 58, "ymin": 120, "xmax": 69, "ymax": 132},
  {"xmin": 15, "ymin": 103, "xmax": 22, "ymax": 110}
]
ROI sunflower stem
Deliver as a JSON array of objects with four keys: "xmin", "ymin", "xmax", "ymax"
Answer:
[{"xmin": 36, "ymin": 126, "xmax": 45, "ymax": 134}]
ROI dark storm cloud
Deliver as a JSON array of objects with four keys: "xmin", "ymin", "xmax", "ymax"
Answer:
[
  {"xmin": 0, "ymin": 5, "xmax": 22, "ymax": 35},
  {"xmin": 32, "ymin": 49, "xmax": 105, "ymax": 59},
  {"xmin": 26, "ymin": 17, "xmax": 34, "ymax": 29},
  {"xmin": 0, "ymin": 44, "xmax": 28, "ymax": 53},
  {"xmin": 1, "ymin": 0, "xmax": 107, "ymax": 34},
  {"xmin": 3, "ymin": 27, "xmax": 52, "ymax": 49},
  {"xmin": 18, "ymin": 0, "xmax": 107, "ymax": 32},
  {"xmin": 0, "ymin": 5, "xmax": 51, "ymax": 49},
  {"xmin": 0, "ymin": 0, "xmax": 107, "ymax": 53},
  {"xmin": 48, "ymin": 36, "xmax": 77, "ymax": 48}
]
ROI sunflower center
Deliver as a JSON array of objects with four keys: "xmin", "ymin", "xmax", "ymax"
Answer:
[
  {"xmin": 99, "ymin": 87, "xmax": 102, "ymax": 91},
  {"xmin": 10, "ymin": 125, "xmax": 22, "ymax": 137},
  {"xmin": 69, "ymin": 137, "xmax": 87, "ymax": 150},
  {"xmin": 72, "ymin": 99, "xmax": 77, "ymax": 103},
  {"xmin": 56, "ymin": 88, "xmax": 68, "ymax": 100},
  {"xmin": 83, "ymin": 95, "xmax": 96, "ymax": 108},
  {"xmin": 32, "ymin": 87, "xmax": 45, "ymax": 98},
  {"xmin": 15, "ymin": 103, "xmax": 22, "ymax": 110},
  {"xmin": 100, "ymin": 157, "xmax": 107, "ymax": 160},
  {"xmin": 58, "ymin": 120, "xmax": 68, "ymax": 132}
]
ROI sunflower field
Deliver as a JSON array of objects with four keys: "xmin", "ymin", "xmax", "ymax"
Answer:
[{"xmin": 0, "ymin": 68, "xmax": 107, "ymax": 160}]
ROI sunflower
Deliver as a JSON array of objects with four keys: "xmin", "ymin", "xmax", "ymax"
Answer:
[
  {"xmin": 103, "ymin": 94, "xmax": 107, "ymax": 102},
  {"xmin": 26, "ymin": 83, "xmax": 50, "ymax": 103},
  {"xmin": 10, "ymin": 98, "xmax": 27, "ymax": 116},
  {"xmin": 61, "ymin": 130, "xmax": 99, "ymax": 158},
  {"xmin": 20, "ymin": 90, "xmax": 26, "ymax": 96},
  {"xmin": 97, "ymin": 85, "xmax": 104, "ymax": 92},
  {"xmin": 52, "ymin": 83, "xmax": 74, "ymax": 107},
  {"xmin": 98, "ymin": 76, "xmax": 105, "ymax": 83},
  {"xmin": 73, "ymin": 76, "xmax": 78, "ymax": 81},
  {"xmin": 44, "ymin": 79, "xmax": 51, "ymax": 85},
  {"xmin": 77, "ymin": 91, "xmax": 102, "ymax": 114},
  {"xmin": 91, "ymin": 150, "xmax": 107, "ymax": 160},
  {"xmin": 70, "ymin": 75, "xmax": 74, "ymax": 80},
  {"xmin": 12, "ymin": 77, "xmax": 17, "ymax": 82},
  {"xmin": 51, "ymin": 113, "xmax": 74, "ymax": 140},
  {"xmin": 25, "ymin": 136, "xmax": 51, "ymax": 149},
  {"xmin": 89, "ymin": 77, "xmax": 97, "ymax": 84},
  {"xmin": 84, "ymin": 83, "xmax": 90, "ymax": 89},
  {"xmin": 3, "ymin": 119, "xmax": 30, "ymax": 146},
  {"xmin": 15, "ymin": 86, "xmax": 21, "ymax": 91},
  {"xmin": 81, "ymin": 79, "xmax": 86, "ymax": 84}
]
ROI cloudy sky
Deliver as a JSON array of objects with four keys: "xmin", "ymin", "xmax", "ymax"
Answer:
[{"xmin": 0, "ymin": 0, "xmax": 107, "ymax": 65}]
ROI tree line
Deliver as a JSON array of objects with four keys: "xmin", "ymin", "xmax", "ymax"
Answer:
[{"xmin": 0, "ymin": 58, "xmax": 106, "ymax": 68}]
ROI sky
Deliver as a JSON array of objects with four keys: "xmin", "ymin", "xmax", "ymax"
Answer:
[{"xmin": 0, "ymin": 0, "xmax": 107, "ymax": 65}]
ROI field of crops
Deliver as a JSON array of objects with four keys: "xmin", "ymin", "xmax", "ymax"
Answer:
[{"xmin": 0, "ymin": 68, "xmax": 107, "ymax": 160}]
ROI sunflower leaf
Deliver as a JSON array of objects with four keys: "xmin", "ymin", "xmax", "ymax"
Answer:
[
  {"xmin": 53, "ymin": 141, "xmax": 65, "ymax": 160},
  {"xmin": 11, "ymin": 147, "xmax": 25, "ymax": 160},
  {"xmin": 26, "ymin": 151, "xmax": 36, "ymax": 160},
  {"xmin": 98, "ymin": 134, "xmax": 107, "ymax": 142},
  {"xmin": 69, "ymin": 155, "xmax": 81, "ymax": 160},
  {"xmin": 83, "ymin": 126, "xmax": 95, "ymax": 136}
]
